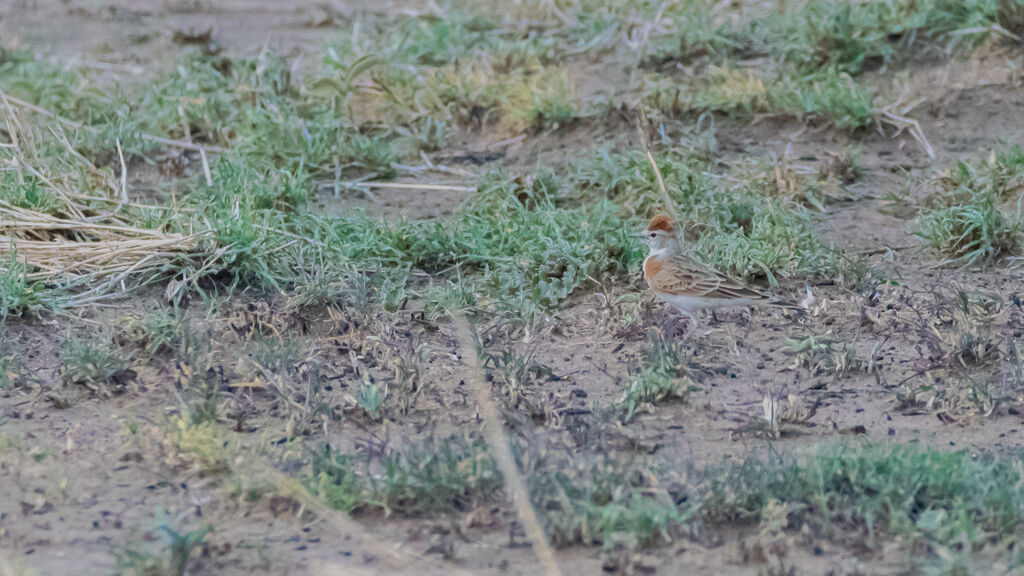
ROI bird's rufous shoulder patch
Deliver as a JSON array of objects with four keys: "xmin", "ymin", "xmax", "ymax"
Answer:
[
  {"xmin": 643, "ymin": 257, "xmax": 663, "ymax": 279},
  {"xmin": 647, "ymin": 214, "xmax": 675, "ymax": 233}
]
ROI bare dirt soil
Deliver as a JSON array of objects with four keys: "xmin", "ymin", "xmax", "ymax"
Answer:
[{"xmin": 2, "ymin": 2, "xmax": 1024, "ymax": 576}]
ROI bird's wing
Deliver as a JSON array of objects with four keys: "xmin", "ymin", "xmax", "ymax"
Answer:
[{"xmin": 649, "ymin": 252, "xmax": 769, "ymax": 301}]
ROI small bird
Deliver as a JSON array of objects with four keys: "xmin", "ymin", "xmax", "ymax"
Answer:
[{"xmin": 637, "ymin": 213, "xmax": 797, "ymax": 335}]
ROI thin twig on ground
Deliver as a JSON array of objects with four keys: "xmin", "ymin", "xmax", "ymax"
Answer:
[
  {"xmin": 451, "ymin": 314, "xmax": 563, "ymax": 576},
  {"xmin": 635, "ymin": 109, "xmax": 680, "ymax": 223}
]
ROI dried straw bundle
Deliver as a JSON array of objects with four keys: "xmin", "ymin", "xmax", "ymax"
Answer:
[{"xmin": 0, "ymin": 95, "xmax": 211, "ymax": 304}]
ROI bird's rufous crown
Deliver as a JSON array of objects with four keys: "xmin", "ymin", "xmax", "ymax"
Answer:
[{"xmin": 647, "ymin": 214, "xmax": 675, "ymax": 234}]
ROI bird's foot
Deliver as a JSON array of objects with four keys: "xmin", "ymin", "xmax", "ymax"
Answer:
[{"xmin": 657, "ymin": 311, "xmax": 694, "ymax": 340}]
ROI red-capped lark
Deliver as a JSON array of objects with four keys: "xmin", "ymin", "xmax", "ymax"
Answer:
[{"xmin": 638, "ymin": 214, "xmax": 799, "ymax": 336}]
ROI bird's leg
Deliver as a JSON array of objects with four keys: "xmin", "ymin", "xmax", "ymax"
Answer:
[
  {"xmin": 681, "ymin": 310, "xmax": 701, "ymax": 340},
  {"xmin": 657, "ymin": 305, "xmax": 696, "ymax": 339},
  {"xmin": 657, "ymin": 304, "xmax": 683, "ymax": 337}
]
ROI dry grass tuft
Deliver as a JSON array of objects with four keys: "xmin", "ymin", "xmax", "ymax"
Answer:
[{"xmin": 0, "ymin": 103, "xmax": 211, "ymax": 305}]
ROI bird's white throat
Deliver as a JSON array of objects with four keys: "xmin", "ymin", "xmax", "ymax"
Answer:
[{"xmin": 645, "ymin": 245, "xmax": 672, "ymax": 259}]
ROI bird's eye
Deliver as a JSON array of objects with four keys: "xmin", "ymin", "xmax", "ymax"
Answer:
[{"xmin": 649, "ymin": 232, "xmax": 657, "ymax": 238}]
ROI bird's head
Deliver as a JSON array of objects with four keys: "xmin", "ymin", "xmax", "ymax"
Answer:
[{"xmin": 636, "ymin": 213, "xmax": 678, "ymax": 253}]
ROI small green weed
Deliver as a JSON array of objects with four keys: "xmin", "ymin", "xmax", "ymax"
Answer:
[
  {"xmin": 311, "ymin": 436, "xmax": 502, "ymax": 515},
  {"xmin": 161, "ymin": 414, "xmax": 233, "ymax": 475},
  {"xmin": 920, "ymin": 153, "xmax": 1024, "ymax": 267},
  {"xmin": 616, "ymin": 330, "xmax": 691, "ymax": 423},
  {"xmin": 529, "ymin": 455, "xmax": 696, "ymax": 550},
  {"xmin": 704, "ymin": 443, "xmax": 1024, "ymax": 554},
  {"xmin": 356, "ymin": 379, "xmax": 386, "ymax": 421},
  {"xmin": 0, "ymin": 171, "xmax": 63, "ymax": 214},
  {"xmin": 784, "ymin": 331, "xmax": 862, "ymax": 378},
  {"xmin": 115, "ymin": 510, "xmax": 210, "ymax": 576},
  {"xmin": 61, "ymin": 334, "xmax": 135, "ymax": 395},
  {"xmin": 482, "ymin": 347, "xmax": 553, "ymax": 422},
  {"xmin": 125, "ymin": 307, "xmax": 188, "ymax": 358},
  {"xmin": 0, "ymin": 253, "xmax": 55, "ymax": 319},
  {"xmin": 920, "ymin": 289, "xmax": 1004, "ymax": 370},
  {"xmin": 0, "ymin": 330, "xmax": 19, "ymax": 390},
  {"xmin": 157, "ymin": 516, "xmax": 211, "ymax": 576}
]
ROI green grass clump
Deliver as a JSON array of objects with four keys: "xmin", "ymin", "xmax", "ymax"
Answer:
[
  {"xmin": 940, "ymin": 145, "xmax": 1024, "ymax": 203},
  {"xmin": 311, "ymin": 437, "xmax": 503, "ymax": 515},
  {"xmin": 125, "ymin": 307, "xmax": 189, "ymax": 358},
  {"xmin": 616, "ymin": 330, "xmax": 690, "ymax": 423},
  {"xmin": 651, "ymin": 1, "xmax": 746, "ymax": 62},
  {"xmin": 770, "ymin": 67, "xmax": 876, "ymax": 129},
  {"xmin": 696, "ymin": 199, "xmax": 843, "ymax": 284},
  {"xmin": 588, "ymin": 0, "xmax": 1024, "ymax": 71},
  {"xmin": 0, "ymin": 172, "xmax": 63, "ymax": 214},
  {"xmin": 769, "ymin": 0, "xmax": 1024, "ymax": 76},
  {"xmin": 61, "ymin": 334, "xmax": 135, "ymax": 393},
  {"xmin": 572, "ymin": 148, "xmax": 700, "ymax": 212},
  {"xmin": 0, "ymin": 330, "xmax": 19, "ymax": 390},
  {"xmin": 919, "ymin": 194, "xmax": 1021, "ymax": 267},
  {"xmin": 183, "ymin": 159, "xmax": 327, "ymax": 288},
  {"xmin": 645, "ymin": 65, "xmax": 876, "ymax": 130},
  {"xmin": 529, "ymin": 456, "xmax": 696, "ymax": 549},
  {"xmin": 2, "ymin": 48, "xmax": 400, "ymax": 174},
  {"xmin": 323, "ymin": 170, "xmax": 637, "ymax": 316},
  {"xmin": 705, "ymin": 444, "xmax": 1024, "ymax": 553},
  {"xmin": 316, "ymin": 10, "xmax": 578, "ymax": 137},
  {"xmin": 187, "ymin": 165, "xmax": 635, "ymax": 315},
  {"xmin": 312, "ymin": 432, "xmax": 695, "ymax": 550},
  {"xmin": 0, "ymin": 253, "xmax": 56, "ymax": 319},
  {"xmin": 640, "ymin": 0, "xmax": 1024, "ymax": 130},
  {"xmin": 459, "ymin": 172, "xmax": 635, "ymax": 309},
  {"xmin": 919, "ymin": 152, "xmax": 1024, "ymax": 267},
  {"xmin": 400, "ymin": 11, "xmax": 497, "ymax": 65}
]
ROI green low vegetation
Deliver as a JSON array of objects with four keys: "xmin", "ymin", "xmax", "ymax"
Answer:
[
  {"xmin": 919, "ymin": 147, "xmax": 1024, "ymax": 267},
  {"xmin": 616, "ymin": 329, "xmax": 691, "ymax": 422},
  {"xmin": 61, "ymin": 333, "xmax": 135, "ymax": 395},
  {"xmin": 311, "ymin": 437, "xmax": 502, "ymax": 515},
  {"xmin": 5, "ymin": 0, "xmax": 1003, "ymax": 312},
  {"xmin": 311, "ymin": 436, "xmax": 1024, "ymax": 562},
  {"xmin": 706, "ymin": 443, "xmax": 1024, "ymax": 556},
  {"xmin": 641, "ymin": 0, "xmax": 1024, "ymax": 127}
]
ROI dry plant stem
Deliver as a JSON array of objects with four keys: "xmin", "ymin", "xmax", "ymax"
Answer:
[
  {"xmin": 635, "ymin": 110, "xmax": 680, "ymax": 224},
  {"xmin": 198, "ymin": 146, "xmax": 213, "ymax": 186},
  {"xmin": 141, "ymin": 132, "xmax": 228, "ymax": 154},
  {"xmin": 452, "ymin": 314, "xmax": 563, "ymax": 576},
  {"xmin": 344, "ymin": 181, "xmax": 475, "ymax": 193},
  {"xmin": 877, "ymin": 107, "xmax": 936, "ymax": 159},
  {"xmin": 486, "ymin": 133, "xmax": 528, "ymax": 149},
  {"xmin": 543, "ymin": 0, "xmax": 576, "ymax": 27}
]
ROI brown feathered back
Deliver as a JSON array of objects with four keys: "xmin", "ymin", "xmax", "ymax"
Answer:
[{"xmin": 647, "ymin": 214, "xmax": 675, "ymax": 234}]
